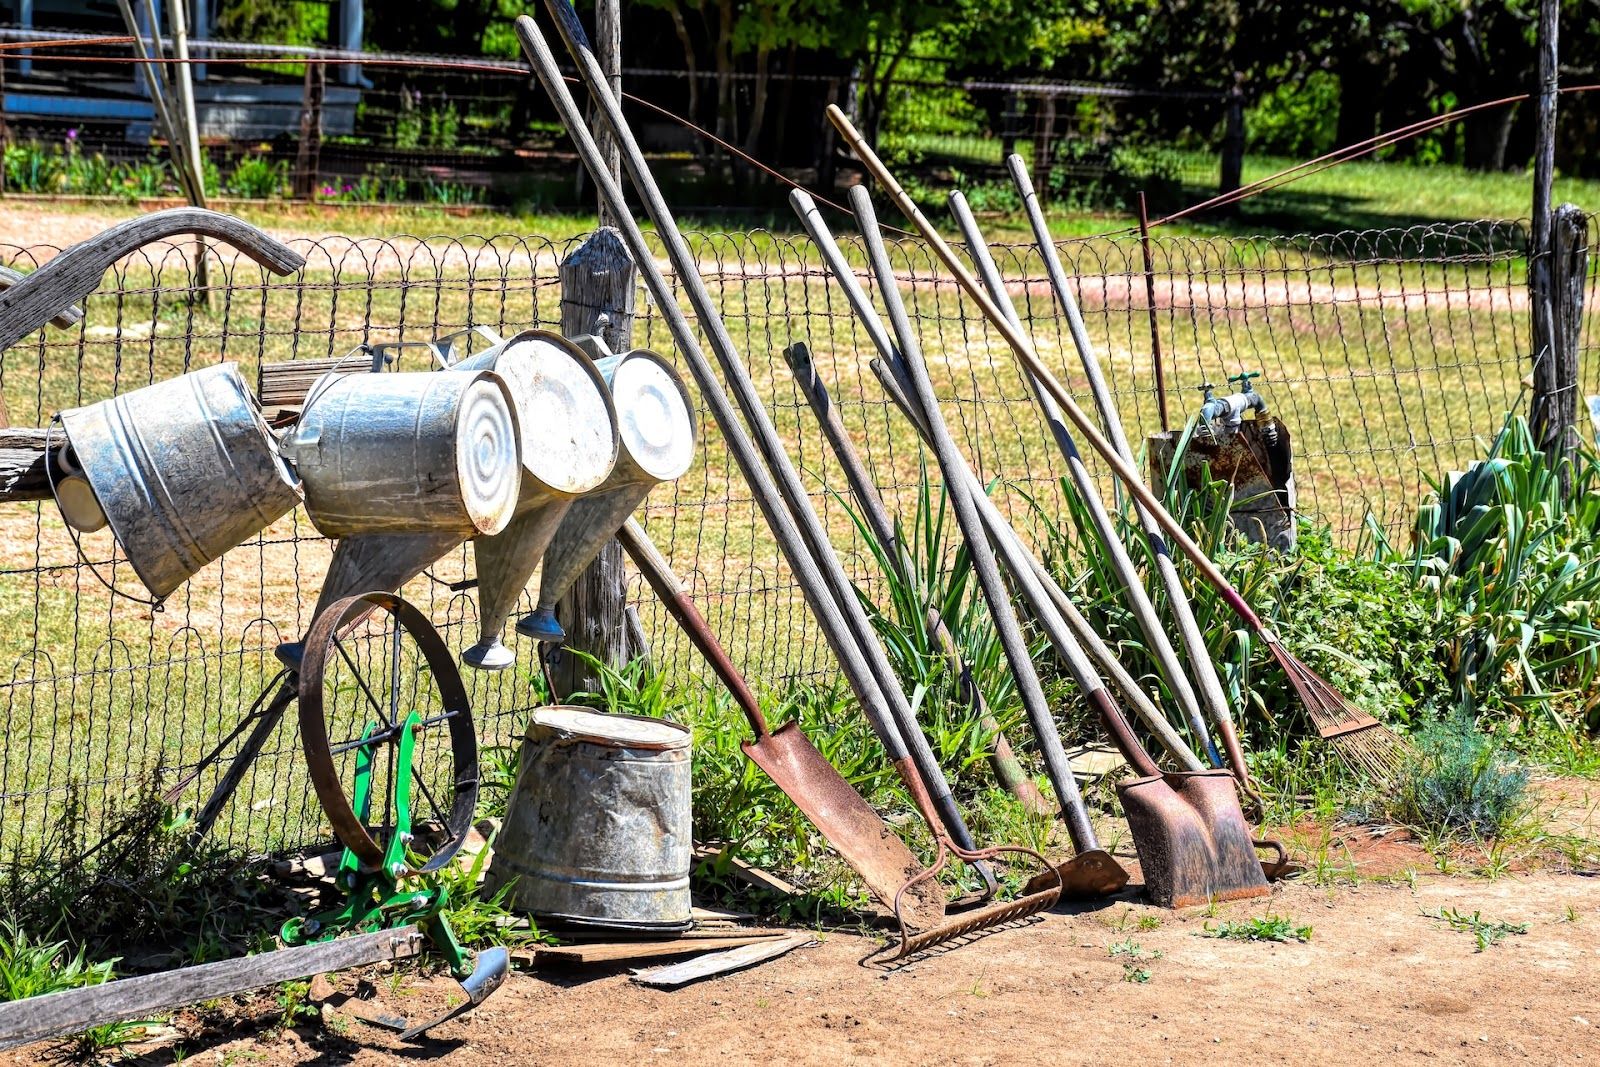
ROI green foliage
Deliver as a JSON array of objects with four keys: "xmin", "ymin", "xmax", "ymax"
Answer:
[
  {"xmin": 1372, "ymin": 412, "xmax": 1600, "ymax": 736},
  {"xmin": 226, "ymin": 154, "xmax": 289, "ymax": 199},
  {"xmin": 1394, "ymin": 712, "xmax": 1530, "ymax": 838},
  {"xmin": 433, "ymin": 835, "xmax": 547, "ymax": 950},
  {"xmin": 1245, "ymin": 71, "xmax": 1340, "ymax": 158},
  {"xmin": 836, "ymin": 465, "xmax": 1030, "ymax": 787},
  {"xmin": 1423, "ymin": 906, "xmax": 1528, "ymax": 952},
  {"xmin": 0, "ymin": 921, "xmax": 117, "ymax": 1002},
  {"xmin": 1202, "ymin": 913, "xmax": 1313, "ymax": 943},
  {"xmin": 1047, "ymin": 137, "xmax": 1186, "ymax": 212}
]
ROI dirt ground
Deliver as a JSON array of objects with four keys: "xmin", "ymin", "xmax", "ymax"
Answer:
[{"xmin": 8, "ymin": 852, "xmax": 1600, "ymax": 1065}]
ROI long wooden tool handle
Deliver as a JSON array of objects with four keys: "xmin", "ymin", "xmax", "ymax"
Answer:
[
  {"xmin": 824, "ymin": 105, "xmax": 1266, "ymax": 636},
  {"xmin": 618, "ymin": 518, "xmax": 770, "ymax": 738}
]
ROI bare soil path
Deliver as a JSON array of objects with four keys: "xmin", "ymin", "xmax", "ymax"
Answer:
[{"xmin": 8, "ymin": 868, "xmax": 1598, "ymax": 1065}]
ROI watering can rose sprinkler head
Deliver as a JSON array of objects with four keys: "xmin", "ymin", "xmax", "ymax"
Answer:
[{"xmin": 515, "ymin": 348, "xmax": 697, "ymax": 647}]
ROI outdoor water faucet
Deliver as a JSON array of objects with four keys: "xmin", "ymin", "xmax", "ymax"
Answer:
[{"xmin": 1196, "ymin": 370, "xmax": 1275, "ymax": 442}]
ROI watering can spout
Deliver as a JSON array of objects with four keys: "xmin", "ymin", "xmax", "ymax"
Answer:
[
  {"xmin": 451, "ymin": 331, "xmax": 620, "ymax": 670},
  {"xmin": 515, "ymin": 348, "xmax": 696, "ymax": 644}
]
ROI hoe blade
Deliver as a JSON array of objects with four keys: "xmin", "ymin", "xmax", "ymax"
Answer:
[
  {"xmin": 1026, "ymin": 848, "xmax": 1130, "ymax": 899},
  {"xmin": 743, "ymin": 722, "xmax": 946, "ymax": 930},
  {"xmin": 1118, "ymin": 770, "xmax": 1269, "ymax": 909}
]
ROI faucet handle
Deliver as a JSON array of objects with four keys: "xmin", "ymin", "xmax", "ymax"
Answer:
[
  {"xmin": 1196, "ymin": 380, "xmax": 1216, "ymax": 400},
  {"xmin": 1228, "ymin": 370, "xmax": 1261, "ymax": 392}
]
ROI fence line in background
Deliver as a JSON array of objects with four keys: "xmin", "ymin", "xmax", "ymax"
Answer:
[{"xmin": 0, "ymin": 214, "xmax": 1587, "ymax": 900}]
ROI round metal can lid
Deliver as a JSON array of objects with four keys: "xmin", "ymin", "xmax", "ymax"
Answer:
[{"xmin": 528, "ymin": 706, "xmax": 690, "ymax": 749}]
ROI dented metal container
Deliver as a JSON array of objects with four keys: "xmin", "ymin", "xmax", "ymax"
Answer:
[
  {"xmin": 485, "ymin": 707, "xmax": 692, "ymax": 930},
  {"xmin": 286, "ymin": 369, "xmax": 522, "ymax": 539},
  {"xmin": 58, "ymin": 362, "xmax": 302, "ymax": 598}
]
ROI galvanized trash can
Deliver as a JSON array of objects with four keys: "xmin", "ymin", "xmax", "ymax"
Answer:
[
  {"xmin": 486, "ymin": 707, "xmax": 693, "ymax": 931},
  {"xmin": 58, "ymin": 362, "xmax": 302, "ymax": 598}
]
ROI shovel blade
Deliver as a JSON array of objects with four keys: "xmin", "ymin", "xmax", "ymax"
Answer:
[
  {"xmin": 1025, "ymin": 848, "xmax": 1129, "ymax": 899},
  {"xmin": 742, "ymin": 723, "xmax": 945, "ymax": 930},
  {"xmin": 1117, "ymin": 770, "xmax": 1269, "ymax": 909}
]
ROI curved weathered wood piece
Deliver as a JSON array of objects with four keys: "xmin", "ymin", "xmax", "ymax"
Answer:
[
  {"xmin": 0, "ymin": 208, "xmax": 306, "ymax": 354},
  {"xmin": 0, "ymin": 266, "xmax": 82, "ymax": 330}
]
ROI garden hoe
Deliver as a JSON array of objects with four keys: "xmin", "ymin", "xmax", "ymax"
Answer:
[
  {"xmin": 829, "ymin": 106, "xmax": 1410, "ymax": 790},
  {"xmin": 618, "ymin": 517, "xmax": 945, "ymax": 928},
  {"xmin": 519, "ymin": 6, "xmax": 1062, "ymax": 955}
]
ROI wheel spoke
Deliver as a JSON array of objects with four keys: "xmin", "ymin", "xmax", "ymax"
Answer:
[
  {"xmin": 332, "ymin": 635, "xmax": 396, "ymax": 728},
  {"xmin": 413, "ymin": 760, "xmax": 451, "ymax": 830}
]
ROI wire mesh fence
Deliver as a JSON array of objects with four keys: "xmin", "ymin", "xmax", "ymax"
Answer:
[{"xmin": 0, "ymin": 211, "xmax": 1585, "ymax": 902}]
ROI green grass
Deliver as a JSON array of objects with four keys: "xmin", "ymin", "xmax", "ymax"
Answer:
[
  {"xmin": 1423, "ymin": 906, "xmax": 1529, "ymax": 951},
  {"xmin": 1202, "ymin": 913, "xmax": 1314, "ymax": 943}
]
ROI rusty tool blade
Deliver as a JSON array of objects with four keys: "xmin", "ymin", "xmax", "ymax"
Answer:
[
  {"xmin": 621, "ymin": 519, "xmax": 945, "ymax": 931},
  {"xmin": 742, "ymin": 724, "xmax": 944, "ymax": 930},
  {"xmin": 1030, "ymin": 848, "xmax": 1131, "ymax": 899},
  {"xmin": 1118, "ymin": 770, "xmax": 1270, "ymax": 909}
]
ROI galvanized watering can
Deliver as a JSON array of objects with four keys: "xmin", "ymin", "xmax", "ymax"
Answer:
[
  {"xmin": 455, "ymin": 331, "xmax": 619, "ymax": 670},
  {"xmin": 285, "ymin": 368, "xmax": 523, "ymax": 540},
  {"xmin": 58, "ymin": 362, "xmax": 302, "ymax": 599},
  {"xmin": 517, "ymin": 345, "xmax": 696, "ymax": 644},
  {"xmin": 291, "ymin": 332, "xmax": 618, "ymax": 671}
]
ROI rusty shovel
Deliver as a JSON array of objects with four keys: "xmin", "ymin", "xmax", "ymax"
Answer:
[{"xmin": 617, "ymin": 518, "xmax": 946, "ymax": 930}]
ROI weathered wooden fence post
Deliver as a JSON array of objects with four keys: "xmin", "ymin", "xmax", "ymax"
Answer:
[
  {"xmin": 1527, "ymin": 0, "xmax": 1582, "ymax": 469},
  {"xmin": 549, "ymin": 227, "xmax": 641, "ymax": 698},
  {"xmin": 1530, "ymin": 204, "xmax": 1588, "ymax": 466},
  {"xmin": 1217, "ymin": 73, "xmax": 1245, "ymax": 214}
]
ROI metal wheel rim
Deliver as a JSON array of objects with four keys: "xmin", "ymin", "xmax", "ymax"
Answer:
[{"xmin": 298, "ymin": 590, "xmax": 478, "ymax": 874}]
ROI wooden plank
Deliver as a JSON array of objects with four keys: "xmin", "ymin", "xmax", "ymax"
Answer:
[
  {"xmin": 630, "ymin": 933, "xmax": 815, "ymax": 988},
  {"xmin": 541, "ymin": 924, "xmax": 779, "ymax": 944},
  {"xmin": 692, "ymin": 846, "xmax": 801, "ymax": 897},
  {"xmin": 512, "ymin": 932, "xmax": 785, "ymax": 968},
  {"xmin": 0, "ymin": 926, "xmax": 424, "ymax": 1052}
]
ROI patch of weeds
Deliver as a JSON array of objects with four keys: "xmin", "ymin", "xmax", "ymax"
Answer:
[
  {"xmin": 72, "ymin": 1018, "xmax": 161, "ymax": 1058},
  {"xmin": 1558, "ymin": 904, "xmax": 1581, "ymax": 924},
  {"xmin": 1108, "ymin": 937, "xmax": 1162, "ymax": 983},
  {"xmin": 1423, "ymin": 906, "xmax": 1529, "ymax": 951},
  {"xmin": 0, "ymin": 920, "xmax": 118, "ymax": 1001},
  {"xmin": 1395, "ymin": 712, "xmax": 1530, "ymax": 840},
  {"xmin": 272, "ymin": 980, "xmax": 318, "ymax": 1033},
  {"xmin": 432, "ymin": 835, "xmax": 549, "ymax": 950},
  {"xmin": 1202, "ymin": 913, "xmax": 1313, "ymax": 943}
]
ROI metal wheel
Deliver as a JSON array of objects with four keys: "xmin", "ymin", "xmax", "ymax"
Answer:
[{"xmin": 298, "ymin": 591, "xmax": 478, "ymax": 874}]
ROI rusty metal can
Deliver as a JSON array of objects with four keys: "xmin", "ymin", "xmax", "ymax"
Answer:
[
  {"xmin": 485, "ymin": 706, "xmax": 692, "ymax": 930},
  {"xmin": 287, "ymin": 369, "xmax": 521, "ymax": 539},
  {"xmin": 58, "ymin": 362, "xmax": 302, "ymax": 598}
]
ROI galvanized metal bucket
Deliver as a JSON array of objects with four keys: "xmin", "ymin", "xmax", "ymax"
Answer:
[
  {"xmin": 287, "ymin": 369, "xmax": 522, "ymax": 539},
  {"xmin": 485, "ymin": 706, "xmax": 693, "ymax": 930},
  {"xmin": 58, "ymin": 362, "xmax": 302, "ymax": 598},
  {"xmin": 455, "ymin": 331, "xmax": 618, "ymax": 671},
  {"xmin": 517, "ymin": 348, "xmax": 696, "ymax": 643}
]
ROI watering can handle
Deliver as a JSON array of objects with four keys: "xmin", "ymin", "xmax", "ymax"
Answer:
[{"xmin": 0, "ymin": 208, "xmax": 307, "ymax": 354}]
